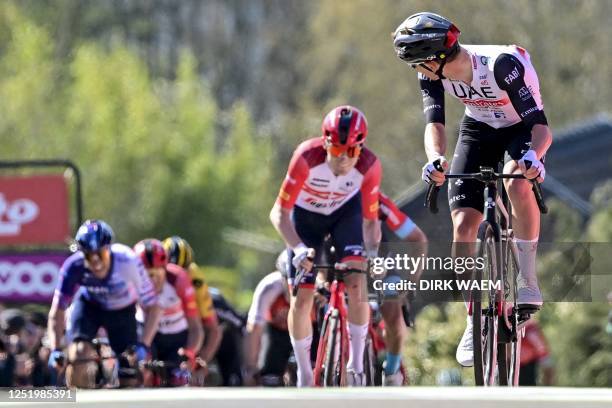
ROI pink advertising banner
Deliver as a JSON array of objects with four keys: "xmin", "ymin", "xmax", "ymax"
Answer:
[{"xmin": 0, "ymin": 252, "xmax": 69, "ymax": 303}]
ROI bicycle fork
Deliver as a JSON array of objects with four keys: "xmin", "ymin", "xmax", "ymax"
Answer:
[{"xmin": 313, "ymin": 280, "xmax": 349, "ymax": 386}]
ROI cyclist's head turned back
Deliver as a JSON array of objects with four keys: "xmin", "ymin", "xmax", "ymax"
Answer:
[
  {"xmin": 393, "ymin": 12, "xmax": 464, "ymax": 81},
  {"xmin": 74, "ymin": 219, "xmax": 114, "ymax": 279}
]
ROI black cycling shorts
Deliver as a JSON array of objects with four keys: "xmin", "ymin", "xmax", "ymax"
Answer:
[
  {"xmin": 448, "ymin": 116, "xmax": 534, "ymax": 212},
  {"xmin": 288, "ymin": 193, "xmax": 364, "ymax": 289}
]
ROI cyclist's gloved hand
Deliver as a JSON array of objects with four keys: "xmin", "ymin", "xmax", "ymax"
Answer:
[
  {"xmin": 518, "ymin": 150, "xmax": 545, "ymax": 182},
  {"xmin": 422, "ymin": 156, "xmax": 448, "ymax": 186},
  {"xmin": 134, "ymin": 342, "xmax": 150, "ymax": 362},
  {"xmin": 178, "ymin": 347, "xmax": 197, "ymax": 370},
  {"xmin": 292, "ymin": 243, "xmax": 314, "ymax": 271},
  {"xmin": 48, "ymin": 349, "xmax": 65, "ymax": 369}
]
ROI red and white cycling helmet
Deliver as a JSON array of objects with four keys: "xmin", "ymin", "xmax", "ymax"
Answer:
[
  {"xmin": 321, "ymin": 105, "xmax": 368, "ymax": 148},
  {"xmin": 134, "ymin": 239, "xmax": 168, "ymax": 269}
]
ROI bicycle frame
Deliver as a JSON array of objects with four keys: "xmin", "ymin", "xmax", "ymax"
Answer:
[
  {"xmin": 313, "ymin": 278, "xmax": 350, "ymax": 386},
  {"xmin": 425, "ymin": 163, "xmax": 547, "ymax": 386}
]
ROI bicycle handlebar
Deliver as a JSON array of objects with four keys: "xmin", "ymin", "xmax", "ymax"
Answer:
[{"xmin": 424, "ymin": 159, "xmax": 548, "ymax": 214}]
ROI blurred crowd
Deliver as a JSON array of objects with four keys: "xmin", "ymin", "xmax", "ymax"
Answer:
[{"xmin": 0, "ymin": 307, "xmax": 54, "ymax": 387}]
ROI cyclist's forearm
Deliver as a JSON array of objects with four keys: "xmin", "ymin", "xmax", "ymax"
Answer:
[
  {"xmin": 244, "ymin": 323, "xmax": 263, "ymax": 370},
  {"xmin": 200, "ymin": 319, "xmax": 222, "ymax": 363},
  {"xmin": 47, "ymin": 302, "xmax": 65, "ymax": 350},
  {"xmin": 141, "ymin": 304, "xmax": 162, "ymax": 347},
  {"xmin": 270, "ymin": 203, "xmax": 303, "ymax": 248},
  {"xmin": 186, "ymin": 316, "xmax": 204, "ymax": 353},
  {"xmin": 530, "ymin": 124, "xmax": 552, "ymax": 158},
  {"xmin": 363, "ymin": 218, "xmax": 381, "ymax": 255},
  {"xmin": 424, "ymin": 122, "xmax": 447, "ymax": 160}
]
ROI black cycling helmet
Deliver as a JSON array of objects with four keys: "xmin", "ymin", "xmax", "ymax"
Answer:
[{"xmin": 393, "ymin": 12, "xmax": 461, "ymax": 64}]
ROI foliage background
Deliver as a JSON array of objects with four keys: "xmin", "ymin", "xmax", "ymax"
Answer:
[{"xmin": 0, "ymin": 0, "xmax": 610, "ymax": 386}]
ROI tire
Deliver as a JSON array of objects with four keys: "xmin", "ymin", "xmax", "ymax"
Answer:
[
  {"xmin": 323, "ymin": 311, "xmax": 341, "ymax": 386},
  {"xmin": 473, "ymin": 223, "xmax": 501, "ymax": 386},
  {"xmin": 363, "ymin": 336, "xmax": 376, "ymax": 386},
  {"xmin": 506, "ymin": 240, "xmax": 522, "ymax": 386}
]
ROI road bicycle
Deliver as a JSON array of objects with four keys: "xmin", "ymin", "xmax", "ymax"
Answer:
[
  {"xmin": 296, "ymin": 263, "xmax": 368, "ymax": 386},
  {"xmin": 425, "ymin": 161, "xmax": 547, "ymax": 386}
]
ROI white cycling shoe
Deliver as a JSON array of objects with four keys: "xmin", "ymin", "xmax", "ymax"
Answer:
[
  {"xmin": 382, "ymin": 370, "xmax": 404, "ymax": 386},
  {"xmin": 456, "ymin": 316, "xmax": 474, "ymax": 367},
  {"xmin": 347, "ymin": 369, "xmax": 366, "ymax": 386}
]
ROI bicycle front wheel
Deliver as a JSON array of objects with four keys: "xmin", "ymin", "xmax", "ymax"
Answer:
[
  {"xmin": 473, "ymin": 222, "xmax": 501, "ymax": 386},
  {"xmin": 323, "ymin": 310, "xmax": 341, "ymax": 386}
]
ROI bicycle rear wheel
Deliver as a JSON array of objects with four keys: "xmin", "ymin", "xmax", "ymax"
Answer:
[
  {"xmin": 473, "ymin": 223, "xmax": 501, "ymax": 386},
  {"xmin": 505, "ymin": 239, "xmax": 522, "ymax": 386},
  {"xmin": 363, "ymin": 336, "xmax": 376, "ymax": 386}
]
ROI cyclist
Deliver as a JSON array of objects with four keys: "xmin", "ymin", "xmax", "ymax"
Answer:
[
  {"xmin": 519, "ymin": 319, "xmax": 554, "ymax": 386},
  {"xmin": 133, "ymin": 239, "xmax": 203, "ymax": 384},
  {"xmin": 208, "ymin": 287, "xmax": 246, "ymax": 386},
  {"xmin": 392, "ymin": 12, "xmax": 553, "ymax": 367},
  {"xmin": 244, "ymin": 252, "xmax": 291, "ymax": 386},
  {"xmin": 270, "ymin": 105, "xmax": 382, "ymax": 386},
  {"xmin": 376, "ymin": 192, "xmax": 428, "ymax": 385},
  {"xmin": 47, "ymin": 220, "xmax": 162, "ymax": 388},
  {"xmin": 163, "ymin": 236, "xmax": 221, "ymax": 375},
  {"xmin": 244, "ymin": 251, "xmax": 320, "ymax": 386}
]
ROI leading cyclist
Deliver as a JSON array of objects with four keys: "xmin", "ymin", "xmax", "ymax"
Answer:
[
  {"xmin": 270, "ymin": 105, "xmax": 382, "ymax": 386},
  {"xmin": 392, "ymin": 12, "xmax": 553, "ymax": 367},
  {"xmin": 47, "ymin": 220, "xmax": 162, "ymax": 387}
]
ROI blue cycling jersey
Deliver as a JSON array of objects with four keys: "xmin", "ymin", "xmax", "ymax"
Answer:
[{"xmin": 53, "ymin": 243, "xmax": 158, "ymax": 311}]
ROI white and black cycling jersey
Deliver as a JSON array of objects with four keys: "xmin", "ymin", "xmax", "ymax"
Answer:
[{"xmin": 419, "ymin": 44, "xmax": 548, "ymax": 129}]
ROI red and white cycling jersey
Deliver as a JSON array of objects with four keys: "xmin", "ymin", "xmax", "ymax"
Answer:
[
  {"xmin": 137, "ymin": 264, "xmax": 199, "ymax": 335},
  {"xmin": 247, "ymin": 272, "xmax": 290, "ymax": 331},
  {"xmin": 378, "ymin": 192, "xmax": 417, "ymax": 239},
  {"xmin": 277, "ymin": 138, "xmax": 381, "ymax": 219}
]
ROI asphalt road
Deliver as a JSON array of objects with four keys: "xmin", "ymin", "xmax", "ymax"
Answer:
[{"xmin": 2, "ymin": 387, "xmax": 611, "ymax": 408}]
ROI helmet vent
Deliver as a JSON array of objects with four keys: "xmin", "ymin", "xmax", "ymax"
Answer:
[{"xmin": 337, "ymin": 109, "xmax": 353, "ymax": 144}]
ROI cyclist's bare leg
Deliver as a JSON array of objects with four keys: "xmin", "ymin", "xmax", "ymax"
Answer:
[
  {"xmin": 381, "ymin": 300, "xmax": 405, "ymax": 376},
  {"xmin": 344, "ymin": 268, "xmax": 369, "ymax": 377},
  {"xmin": 503, "ymin": 160, "xmax": 542, "ymax": 306},
  {"xmin": 288, "ymin": 287, "xmax": 315, "ymax": 387},
  {"xmin": 381, "ymin": 300, "xmax": 405, "ymax": 354},
  {"xmin": 66, "ymin": 341, "xmax": 98, "ymax": 388},
  {"xmin": 451, "ymin": 207, "xmax": 481, "ymax": 305},
  {"xmin": 451, "ymin": 208, "xmax": 483, "ymax": 366},
  {"xmin": 503, "ymin": 161, "xmax": 540, "ymax": 240}
]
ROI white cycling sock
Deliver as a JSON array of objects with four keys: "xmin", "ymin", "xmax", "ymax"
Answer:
[
  {"xmin": 514, "ymin": 237, "xmax": 539, "ymax": 288},
  {"xmin": 290, "ymin": 335, "xmax": 313, "ymax": 387},
  {"xmin": 347, "ymin": 322, "xmax": 368, "ymax": 374}
]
